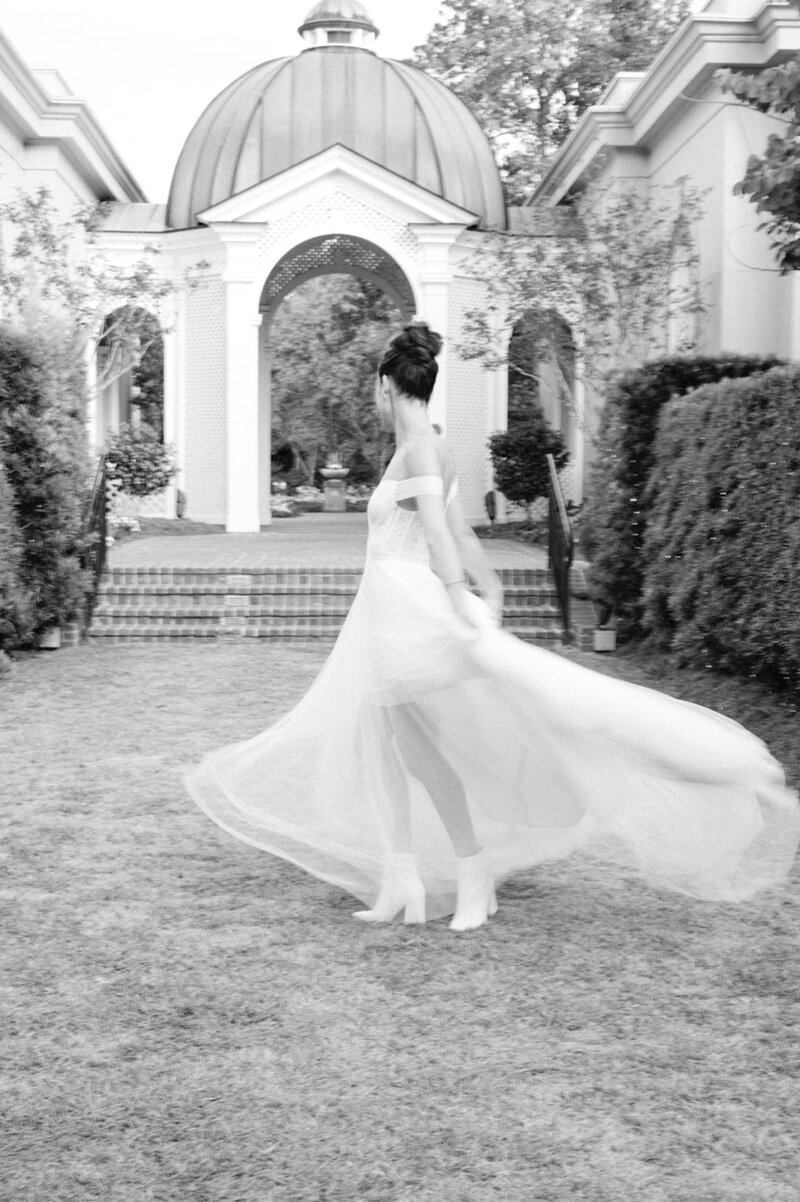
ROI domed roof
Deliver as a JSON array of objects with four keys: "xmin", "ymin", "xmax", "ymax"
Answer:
[{"xmin": 166, "ymin": 18, "xmax": 506, "ymax": 230}]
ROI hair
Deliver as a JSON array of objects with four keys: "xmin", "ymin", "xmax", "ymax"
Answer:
[{"xmin": 378, "ymin": 320, "xmax": 443, "ymax": 403}]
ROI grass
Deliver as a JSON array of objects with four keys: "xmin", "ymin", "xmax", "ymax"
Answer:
[{"xmin": 2, "ymin": 639, "xmax": 798, "ymax": 1201}]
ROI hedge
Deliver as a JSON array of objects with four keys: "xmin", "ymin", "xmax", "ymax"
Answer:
[
  {"xmin": 0, "ymin": 459, "xmax": 30, "ymax": 649},
  {"xmin": 582, "ymin": 354, "xmax": 782, "ymax": 635},
  {"xmin": 642, "ymin": 365, "xmax": 800, "ymax": 694},
  {"xmin": 0, "ymin": 325, "xmax": 91, "ymax": 635}
]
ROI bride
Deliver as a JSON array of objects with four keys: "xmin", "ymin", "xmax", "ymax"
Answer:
[{"xmin": 185, "ymin": 321, "xmax": 800, "ymax": 930}]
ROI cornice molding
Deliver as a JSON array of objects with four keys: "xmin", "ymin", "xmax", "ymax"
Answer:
[
  {"xmin": 0, "ymin": 28, "xmax": 145, "ymax": 202},
  {"xmin": 531, "ymin": 2, "xmax": 800, "ymax": 206}
]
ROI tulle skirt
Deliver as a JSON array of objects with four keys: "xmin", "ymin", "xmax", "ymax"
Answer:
[{"xmin": 185, "ymin": 555, "xmax": 800, "ymax": 918}]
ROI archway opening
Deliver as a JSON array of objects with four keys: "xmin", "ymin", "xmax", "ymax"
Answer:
[
  {"xmin": 507, "ymin": 307, "xmax": 578, "ymax": 506},
  {"xmin": 257, "ymin": 236, "xmax": 415, "ymax": 521},
  {"xmin": 96, "ymin": 306, "xmax": 164, "ymax": 443}
]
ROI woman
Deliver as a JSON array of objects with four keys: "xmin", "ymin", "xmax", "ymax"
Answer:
[{"xmin": 186, "ymin": 321, "xmax": 799, "ymax": 929}]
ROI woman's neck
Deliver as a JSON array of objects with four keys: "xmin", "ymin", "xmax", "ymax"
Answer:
[{"xmin": 392, "ymin": 396, "xmax": 431, "ymax": 448}]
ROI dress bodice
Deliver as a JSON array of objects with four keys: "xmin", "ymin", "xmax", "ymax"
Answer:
[{"xmin": 366, "ymin": 475, "xmax": 456, "ymax": 565}]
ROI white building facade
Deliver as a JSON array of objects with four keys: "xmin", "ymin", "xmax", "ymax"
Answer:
[
  {"xmin": 529, "ymin": 0, "xmax": 800, "ymax": 449},
  {"xmin": 4, "ymin": 0, "xmax": 800, "ymax": 521}
]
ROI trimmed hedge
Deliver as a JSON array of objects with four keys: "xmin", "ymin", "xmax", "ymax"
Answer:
[
  {"xmin": 0, "ymin": 326, "xmax": 90, "ymax": 635},
  {"xmin": 583, "ymin": 354, "xmax": 782, "ymax": 634},
  {"xmin": 0, "ymin": 459, "xmax": 30, "ymax": 649},
  {"xmin": 489, "ymin": 405, "xmax": 569, "ymax": 517},
  {"xmin": 642, "ymin": 365, "xmax": 800, "ymax": 694}
]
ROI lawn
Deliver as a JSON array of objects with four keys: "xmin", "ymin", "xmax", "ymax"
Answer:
[{"xmin": 1, "ymin": 640, "xmax": 798, "ymax": 1202}]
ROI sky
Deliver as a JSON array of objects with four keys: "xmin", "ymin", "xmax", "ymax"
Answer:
[{"xmin": 1, "ymin": 0, "xmax": 445, "ymax": 202}]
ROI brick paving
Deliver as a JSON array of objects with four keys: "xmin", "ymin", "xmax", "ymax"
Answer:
[{"xmin": 108, "ymin": 513, "xmax": 549, "ymax": 570}]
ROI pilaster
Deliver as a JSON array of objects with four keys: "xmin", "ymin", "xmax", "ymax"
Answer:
[
  {"xmin": 412, "ymin": 224, "xmax": 467, "ymax": 432},
  {"xmin": 216, "ymin": 225, "xmax": 263, "ymax": 532}
]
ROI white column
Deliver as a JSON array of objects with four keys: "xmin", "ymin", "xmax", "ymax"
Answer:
[
  {"xmin": 162, "ymin": 292, "xmax": 183, "ymax": 519},
  {"xmin": 217, "ymin": 226, "xmax": 263, "ymax": 533},
  {"xmin": 572, "ymin": 355, "xmax": 587, "ymax": 507},
  {"xmin": 258, "ymin": 322, "xmax": 273, "ymax": 526},
  {"xmin": 412, "ymin": 225, "xmax": 466, "ymax": 433},
  {"xmin": 85, "ymin": 341, "xmax": 99, "ymax": 456}
]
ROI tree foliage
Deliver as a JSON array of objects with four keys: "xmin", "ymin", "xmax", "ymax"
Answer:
[
  {"xmin": 489, "ymin": 407, "xmax": 568, "ymax": 517},
  {"xmin": 719, "ymin": 58, "xmax": 800, "ymax": 272},
  {"xmin": 459, "ymin": 179, "xmax": 706, "ymax": 412},
  {"xmin": 270, "ymin": 274, "xmax": 401, "ymax": 485},
  {"xmin": 413, "ymin": 0, "xmax": 691, "ymax": 201},
  {"xmin": 642, "ymin": 365, "xmax": 800, "ymax": 695},
  {"xmin": 0, "ymin": 187, "xmax": 170, "ymax": 389},
  {"xmin": 0, "ymin": 457, "xmax": 30, "ymax": 649},
  {"xmin": 0, "ymin": 326, "xmax": 90, "ymax": 632},
  {"xmin": 582, "ymin": 354, "xmax": 782, "ymax": 637},
  {"xmin": 106, "ymin": 423, "xmax": 177, "ymax": 498}
]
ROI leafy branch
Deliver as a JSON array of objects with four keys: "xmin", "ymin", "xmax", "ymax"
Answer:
[{"xmin": 458, "ymin": 178, "xmax": 707, "ymax": 414}]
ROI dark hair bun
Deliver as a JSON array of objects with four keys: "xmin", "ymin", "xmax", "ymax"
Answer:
[
  {"xmin": 377, "ymin": 319, "xmax": 443, "ymax": 402},
  {"xmin": 396, "ymin": 321, "xmax": 443, "ymax": 364}
]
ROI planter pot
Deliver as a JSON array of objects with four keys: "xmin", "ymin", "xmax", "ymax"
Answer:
[
  {"xmin": 593, "ymin": 628, "xmax": 616, "ymax": 653},
  {"xmin": 36, "ymin": 625, "xmax": 62, "ymax": 650}
]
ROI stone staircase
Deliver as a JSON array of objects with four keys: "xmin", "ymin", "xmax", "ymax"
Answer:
[{"xmin": 88, "ymin": 565, "xmax": 564, "ymax": 643}]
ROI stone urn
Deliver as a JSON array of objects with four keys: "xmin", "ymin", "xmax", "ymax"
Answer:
[{"xmin": 319, "ymin": 463, "xmax": 350, "ymax": 513}]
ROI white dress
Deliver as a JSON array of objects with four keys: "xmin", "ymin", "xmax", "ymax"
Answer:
[{"xmin": 185, "ymin": 471, "xmax": 800, "ymax": 918}]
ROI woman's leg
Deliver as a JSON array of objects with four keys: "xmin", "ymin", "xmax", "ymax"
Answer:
[{"xmin": 386, "ymin": 703, "xmax": 479, "ymax": 858}]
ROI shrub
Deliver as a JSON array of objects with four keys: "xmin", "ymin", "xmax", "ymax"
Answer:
[
  {"xmin": 0, "ymin": 460, "xmax": 31, "ymax": 649},
  {"xmin": 0, "ymin": 326, "xmax": 90, "ymax": 633},
  {"xmin": 489, "ymin": 406, "xmax": 569, "ymax": 519},
  {"xmin": 642, "ymin": 365, "xmax": 800, "ymax": 693},
  {"xmin": 583, "ymin": 354, "xmax": 782, "ymax": 636},
  {"xmin": 106, "ymin": 422, "xmax": 176, "ymax": 497}
]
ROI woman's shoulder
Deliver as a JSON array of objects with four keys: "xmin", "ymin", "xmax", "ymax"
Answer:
[{"xmin": 403, "ymin": 429, "xmax": 452, "ymax": 479}]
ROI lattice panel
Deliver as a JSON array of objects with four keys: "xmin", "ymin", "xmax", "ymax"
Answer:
[
  {"xmin": 183, "ymin": 280, "xmax": 227, "ymax": 522},
  {"xmin": 259, "ymin": 191, "xmax": 420, "ymax": 277},
  {"xmin": 446, "ymin": 275, "xmax": 495, "ymax": 524},
  {"xmin": 262, "ymin": 234, "xmax": 415, "ymax": 314}
]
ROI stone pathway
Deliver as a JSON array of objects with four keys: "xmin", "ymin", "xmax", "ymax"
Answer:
[{"xmin": 108, "ymin": 513, "xmax": 549, "ymax": 570}]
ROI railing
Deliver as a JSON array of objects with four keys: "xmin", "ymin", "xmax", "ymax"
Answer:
[
  {"xmin": 81, "ymin": 454, "xmax": 108, "ymax": 635},
  {"xmin": 546, "ymin": 452, "xmax": 574, "ymax": 645}
]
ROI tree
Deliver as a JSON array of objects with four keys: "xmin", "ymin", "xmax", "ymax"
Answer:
[
  {"xmin": 0, "ymin": 187, "xmax": 171, "ymax": 391},
  {"xmin": 719, "ymin": 57, "xmax": 800, "ymax": 272},
  {"xmin": 270, "ymin": 274, "xmax": 401, "ymax": 484},
  {"xmin": 0, "ymin": 457, "xmax": 30, "ymax": 651},
  {"xmin": 0, "ymin": 326, "xmax": 89, "ymax": 633},
  {"xmin": 457, "ymin": 178, "xmax": 706, "ymax": 417},
  {"xmin": 412, "ymin": 0, "xmax": 690, "ymax": 201}
]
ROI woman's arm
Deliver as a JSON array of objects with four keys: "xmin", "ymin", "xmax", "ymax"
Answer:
[
  {"xmin": 445, "ymin": 491, "xmax": 504, "ymax": 624},
  {"xmin": 403, "ymin": 439, "xmax": 503, "ymax": 627}
]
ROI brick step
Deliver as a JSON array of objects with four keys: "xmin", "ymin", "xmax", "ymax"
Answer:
[
  {"xmin": 91, "ymin": 604, "xmax": 356, "ymax": 625},
  {"xmin": 102, "ymin": 566, "xmax": 553, "ymax": 588},
  {"xmin": 88, "ymin": 621, "xmax": 564, "ymax": 644},
  {"xmin": 88, "ymin": 623, "xmax": 347, "ymax": 642},
  {"xmin": 513, "ymin": 629, "xmax": 563, "ymax": 644},
  {"xmin": 98, "ymin": 582, "xmax": 362, "ymax": 599},
  {"xmin": 91, "ymin": 605, "xmax": 562, "ymax": 627},
  {"xmin": 88, "ymin": 565, "xmax": 566, "ymax": 644}
]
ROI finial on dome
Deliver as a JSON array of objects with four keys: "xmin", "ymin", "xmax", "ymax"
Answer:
[{"xmin": 299, "ymin": 1, "xmax": 379, "ymax": 50}]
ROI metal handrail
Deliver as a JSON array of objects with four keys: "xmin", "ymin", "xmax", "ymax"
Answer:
[
  {"xmin": 81, "ymin": 454, "xmax": 108, "ymax": 635},
  {"xmin": 546, "ymin": 452, "xmax": 574, "ymax": 644}
]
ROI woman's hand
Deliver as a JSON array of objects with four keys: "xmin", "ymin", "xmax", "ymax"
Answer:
[
  {"xmin": 482, "ymin": 581, "xmax": 504, "ymax": 627},
  {"xmin": 447, "ymin": 582, "xmax": 500, "ymax": 630}
]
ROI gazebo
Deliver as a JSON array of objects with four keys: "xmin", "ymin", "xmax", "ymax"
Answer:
[{"xmin": 101, "ymin": 1, "xmax": 510, "ymax": 531}]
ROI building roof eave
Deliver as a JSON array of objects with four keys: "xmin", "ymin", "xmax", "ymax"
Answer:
[
  {"xmin": 0, "ymin": 28, "xmax": 145, "ymax": 202},
  {"xmin": 529, "ymin": 1, "xmax": 800, "ymax": 207}
]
